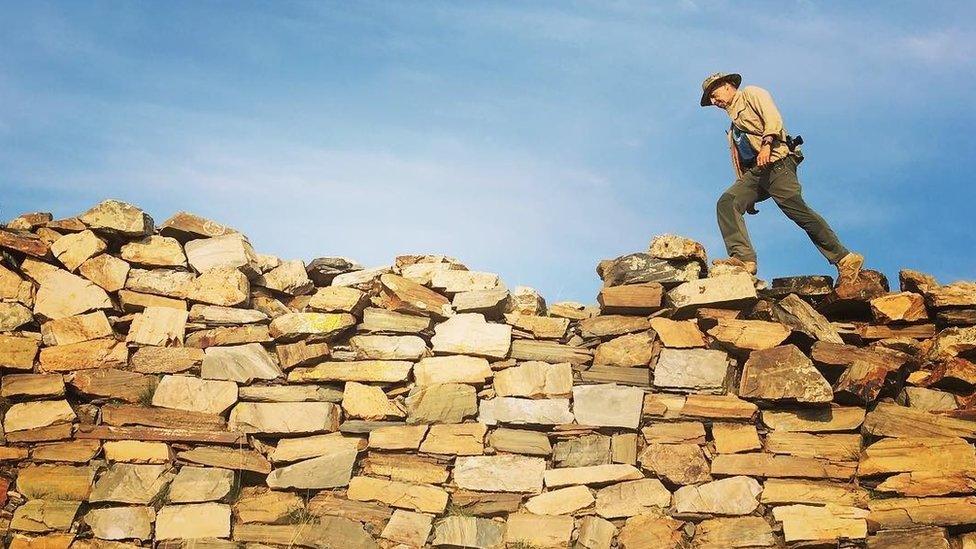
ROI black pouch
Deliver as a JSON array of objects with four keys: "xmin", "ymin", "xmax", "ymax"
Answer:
[{"xmin": 787, "ymin": 134, "xmax": 804, "ymax": 164}]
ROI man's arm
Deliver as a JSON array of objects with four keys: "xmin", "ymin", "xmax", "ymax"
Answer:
[{"xmin": 745, "ymin": 87, "xmax": 784, "ymax": 167}]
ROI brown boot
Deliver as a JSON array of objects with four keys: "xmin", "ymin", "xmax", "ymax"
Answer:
[
  {"xmin": 836, "ymin": 252, "xmax": 864, "ymax": 286},
  {"xmin": 712, "ymin": 257, "xmax": 757, "ymax": 275}
]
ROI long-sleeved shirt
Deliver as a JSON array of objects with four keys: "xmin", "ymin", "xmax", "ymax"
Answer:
[{"xmin": 725, "ymin": 85, "xmax": 791, "ymax": 177}]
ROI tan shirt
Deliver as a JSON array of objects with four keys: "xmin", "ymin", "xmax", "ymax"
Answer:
[{"xmin": 725, "ymin": 85, "xmax": 791, "ymax": 177}]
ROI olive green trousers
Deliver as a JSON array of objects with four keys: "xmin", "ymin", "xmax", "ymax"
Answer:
[{"xmin": 716, "ymin": 155, "xmax": 849, "ymax": 264}]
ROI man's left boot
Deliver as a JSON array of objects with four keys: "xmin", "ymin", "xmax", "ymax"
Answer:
[{"xmin": 836, "ymin": 252, "xmax": 864, "ymax": 287}]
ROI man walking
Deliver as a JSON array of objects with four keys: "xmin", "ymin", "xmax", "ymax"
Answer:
[{"xmin": 700, "ymin": 72, "xmax": 863, "ymax": 285}]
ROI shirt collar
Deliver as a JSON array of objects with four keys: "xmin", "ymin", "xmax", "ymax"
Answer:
[{"xmin": 725, "ymin": 88, "xmax": 746, "ymax": 117}]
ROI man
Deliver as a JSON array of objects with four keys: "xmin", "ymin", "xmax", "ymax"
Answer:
[{"xmin": 700, "ymin": 72, "xmax": 863, "ymax": 285}]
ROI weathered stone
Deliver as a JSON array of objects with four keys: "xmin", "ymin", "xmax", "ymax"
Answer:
[
  {"xmin": 420, "ymin": 423, "xmax": 486, "ymax": 455},
  {"xmin": 342, "ymin": 381, "xmax": 404, "ymax": 420},
  {"xmin": 593, "ymin": 332, "xmax": 656, "ymax": 367},
  {"xmin": 648, "ymin": 318, "xmax": 704, "ymax": 348},
  {"xmin": 10, "ymin": 500, "xmax": 80, "ymax": 533},
  {"xmin": 183, "ymin": 267, "xmax": 248, "ymax": 306},
  {"xmin": 772, "ymin": 293, "xmax": 844, "ymax": 343},
  {"xmin": 595, "ymin": 479, "xmax": 671, "ymax": 518},
  {"xmin": 430, "ymin": 270, "xmax": 500, "ymax": 294},
  {"xmin": 0, "ymin": 227, "xmax": 50, "ymax": 257},
  {"xmin": 4, "ymin": 400, "xmax": 75, "ymax": 432},
  {"xmin": 40, "ymin": 311, "xmax": 112, "ymax": 346},
  {"xmin": 578, "ymin": 516, "xmax": 618, "ymax": 549},
  {"xmin": 618, "ymin": 513, "xmax": 686, "ymax": 549},
  {"xmin": 479, "ymin": 397, "xmax": 574, "ymax": 426},
  {"xmin": 333, "ymin": 265, "xmax": 392, "ymax": 289},
  {"xmin": 39, "ymin": 338, "xmax": 127, "ymax": 372},
  {"xmin": 151, "ymin": 375, "xmax": 238, "ymax": 414},
  {"xmin": 504, "ymin": 314, "xmax": 568, "ymax": 340},
  {"xmin": 649, "ymin": 234, "xmax": 707, "ymax": 263},
  {"xmin": 102, "ymin": 440, "xmax": 171, "ymax": 464},
  {"xmin": 16, "ymin": 464, "xmax": 95, "ymax": 500},
  {"xmin": 544, "ymin": 464, "xmax": 644, "ymax": 488},
  {"xmin": 178, "ymin": 445, "xmax": 271, "ymax": 473},
  {"xmin": 120, "ymin": 235, "xmax": 186, "ymax": 268},
  {"xmin": 668, "ymin": 273, "xmax": 757, "ymax": 314},
  {"xmin": 290, "ymin": 360, "xmax": 413, "ymax": 383},
  {"xmin": 1, "ymin": 373, "xmax": 64, "ymax": 398},
  {"xmin": 692, "ymin": 516, "xmax": 777, "ymax": 549},
  {"xmin": 256, "ymin": 259, "xmax": 313, "ymax": 296},
  {"xmin": 84, "ymin": 506, "xmax": 154, "ymax": 541},
  {"xmin": 653, "ymin": 348, "xmax": 729, "ymax": 393},
  {"xmin": 368, "ymin": 424, "xmax": 429, "ymax": 450},
  {"xmin": 118, "ymin": 288, "xmax": 186, "ymax": 312},
  {"xmin": 0, "ymin": 303, "xmax": 33, "ymax": 332},
  {"xmin": 510, "ymin": 339, "xmax": 593, "ymax": 365},
  {"xmin": 379, "ymin": 273, "xmax": 453, "ymax": 319},
  {"xmin": 761, "ymin": 479, "xmax": 869, "ymax": 507},
  {"xmin": 708, "ymin": 318, "xmax": 791, "ymax": 353},
  {"xmin": 598, "ymin": 253, "xmax": 701, "ymax": 287},
  {"xmin": 864, "ymin": 401, "xmax": 976, "ymax": 439},
  {"xmin": 78, "ymin": 253, "xmax": 130, "ymax": 292},
  {"xmin": 201, "ymin": 343, "xmax": 281, "ymax": 383},
  {"xmin": 871, "ymin": 291, "xmax": 928, "ymax": 323},
  {"xmin": 431, "ymin": 313, "xmax": 511, "ymax": 359},
  {"xmin": 762, "ymin": 405, "xmax": 866, "ymax": 432},
  {"xmin": 381, "ymin": 509, "xmax": 433, "ymax": 547},
  {"xmin": 304, "ymin": 256, "xmax": 363, "ymax": 286},
  {"xmin": 711, "ymin": 423, "xmax": 762, "ymax": 453},
  {"xmin": 31, "ymin": 440, "xmax": 101, "ymax": 463},
  {"xmin": 70, "ymin": 368, "xmax": 156, "ymax": 403},
  {"xmin": 130, "ymin": 346, "xmax": 204, "ymax": 374},
  {"xmin": 739, "ymin": 344, "xmax": 833, "ymax": 403},
  {"xmin": 580, "ymin": 315, "xmax": 652, "ymax": 340},
  {"xmin": 126, "ymin": 306, "xmax": 188, "ymax": 347},
  {"xmin": 50, "ymin": 230, "xmax": 107, "ymax": 271},
  {"xmin": 347, "ymin": 476, "xmax": 448, "ymax": 513},
  {"xmin": 858, "ymin": 436, "xmax": 975, "ymax": 477},
  {"xmin": 452, "ymin": 287, "xmax": 510, "ymax": 317},
  {"xmin": 89, "ymin": 464, "xmax": 174, "ymax": 504},
  {"xmin": 642, "ymin": 422, "xmax": 705, "ymax": 444},
  {"xmin": 233, "ymin": 487, "xmax": 304, "ymax": 524},
  {"xmin": 487, "ymin": 428, "xmax": 552, "ymax": 456},
  {"xmin": 125, "ymin": 267, "xmax": 194, "ymax": 298},
  {"xmin": 228, "ymin": 402, "xmax": 340, "ymax": 434},
  {"xmin": 432, "ymin": 516, "xmax": 505, "ymax": 548},
  {"xmin": 573, "ymin": 383, "xmax": 644, "ymax": 429},
  {"xmin": 673, "ymin": 476, "xmax": 761, "ymax": 515},
  {"xmin": 33, "ymin": 269, "xmax": 112, "ymax": 320},
  {"xmin": 711, "ymin": 453, "xmax": 856, "ymax": 480},
  {"xmin": 184, "ymin": 233, "xmax": 258, "ymax": 276},
  {"xmin": 266, "ymin": 446, "xmax": 358, "ymax": 489},
  {"xmin": 553, "ymin": 434, "xmax": 611, "ymax": 467},
  {"xmin": 350, "ymin": 335, "xmax": 427, "ymax": 361},
  {"xmin": 158, "ymin": 211, "xmax": 235, "ymax": 241},
  {"xmin": 414, "ymin": 355, "xmax": 493, "ymax": 386},
  {"xmin": 598, "ymin": 283, "xmax": 665, "ymax": 315},
  {"xmin": 168, "ymin": 466, "xmax": 234, "ymax": 503},
  {"xmin": 405, "ymin": 383, "xmax": 478, "ymax": 424},
  {"xmin": 493, "ymin": 361, "xmax": 572, "ymax": 397},
  {"xmin": 453, "ymin": 454, "xmax": 546, "ymax": 493},
  {"xmin": 363, "ymin": 453, "xmax": 449, "ymax": 485},
  {"xmin": 232, "ymin": 518, "xmax": 379, "ymax": 549},
  {"xmin": 268, "ymin": 312, "xmax": 356, "ymax": 342},
  {"xmin": 268, "ymin": 432, "xmax": 362, "ymax": 463},
  {"xmin": 79, "ymin": 199, "xmax": 153, "ymax": 236},
  {"xmin": 155, "ymin": 502, "xmax": 231, "ymax": 540},
  {"xmin": 505, "ymin": 513, "xmax": 574, "ymax": 547},
  {"xmin": 681, "ymin": 394, "xmax": 758, "ymax": 420},
  {"xmin": 638, "ymin": 443, "xmax": 711, "ymax": 485},
  {"xmin": 773, "ymin": 504, "xmax": 868, "ymax": 543},
  {"xmin": 308, "ymin": 286, "xmax": 368, "ymax": 315},
  {"xmin": 0, "ymin": 334, "xmax": 39, "ymax": 371}
]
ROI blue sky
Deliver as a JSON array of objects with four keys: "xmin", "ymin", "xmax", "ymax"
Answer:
[{"xmin": 2, "ymin": 1, "xmax": 974, "ymax": 303}]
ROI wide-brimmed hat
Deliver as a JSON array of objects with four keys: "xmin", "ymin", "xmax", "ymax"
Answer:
[{"xmin": 700, "ymin": 72, "xmax": 741, "ymax": 107}]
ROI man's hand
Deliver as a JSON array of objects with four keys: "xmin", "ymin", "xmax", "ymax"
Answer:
[{"xmin": 756, "ymin": 143, "xmax": 772, "ymax": 168}]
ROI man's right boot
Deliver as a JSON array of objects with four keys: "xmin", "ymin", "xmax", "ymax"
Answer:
[
  {"xmin": 836, "ymin": 252, "xmax": 864, "ymax": 287},
  {"xmin": 712, "ymin": 257, "xmax": 757, "ymax": 275}
]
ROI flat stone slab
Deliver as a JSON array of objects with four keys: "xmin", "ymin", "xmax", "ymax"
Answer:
[
  {"xmin": 151, "ymin": 375, "xmax": 238, "ymax": 415},
  {"xmin": 573, "ymin": 384, "xmax": 644, "ymax": 429},
  {"xmin": 739, "ymin": 344, "xmax": 833, "ymax": 403},
  {"xmin": 653, "ymin": 348, "xmax": 730, "ymax": 393},
  {"xmin": 156, "ymin": 502, "xmax": 232, "ymax": 540},
  {"xmin": 201, "ymin": 343, "xmax": 282, "ymax": 383},
  {"xmin": 453, "ymin": 454, "xmax": 546, "ymax": 493},
  {"xmin": 431, "ymin": 313, "xmax": 512, "ymax": 359},
  {"xmin": 228, "ymin": 402, "xmax": 340, "ymax": 434},
  {"xmin": 672, "ymin": 475, "xmax": 762, "ymax": 515},
  {"xmin": 479, "ymin": 397, "xmax": 575, "ymax": 426},
  {"xmin": 266, "ymin": 446, "xmax": 358, "ymax": 489}
]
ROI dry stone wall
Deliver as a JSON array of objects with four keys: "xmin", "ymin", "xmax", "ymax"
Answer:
[{"xmin": 1, "ymin": 199, "xmax": 976, "ymax": 548}]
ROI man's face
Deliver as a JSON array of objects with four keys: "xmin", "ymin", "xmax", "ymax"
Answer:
[{"xmin": 708, "ymin": 82, "xmax": 737, "ymax": 109}]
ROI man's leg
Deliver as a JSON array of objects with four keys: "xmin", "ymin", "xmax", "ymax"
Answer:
[
  {"xmin": 716, "ymin": 173, "xmax": 762, "ymax": 263},
  {"xmin": 765, "ymin": 156, "xmax": 850, "ymax": 264}
]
